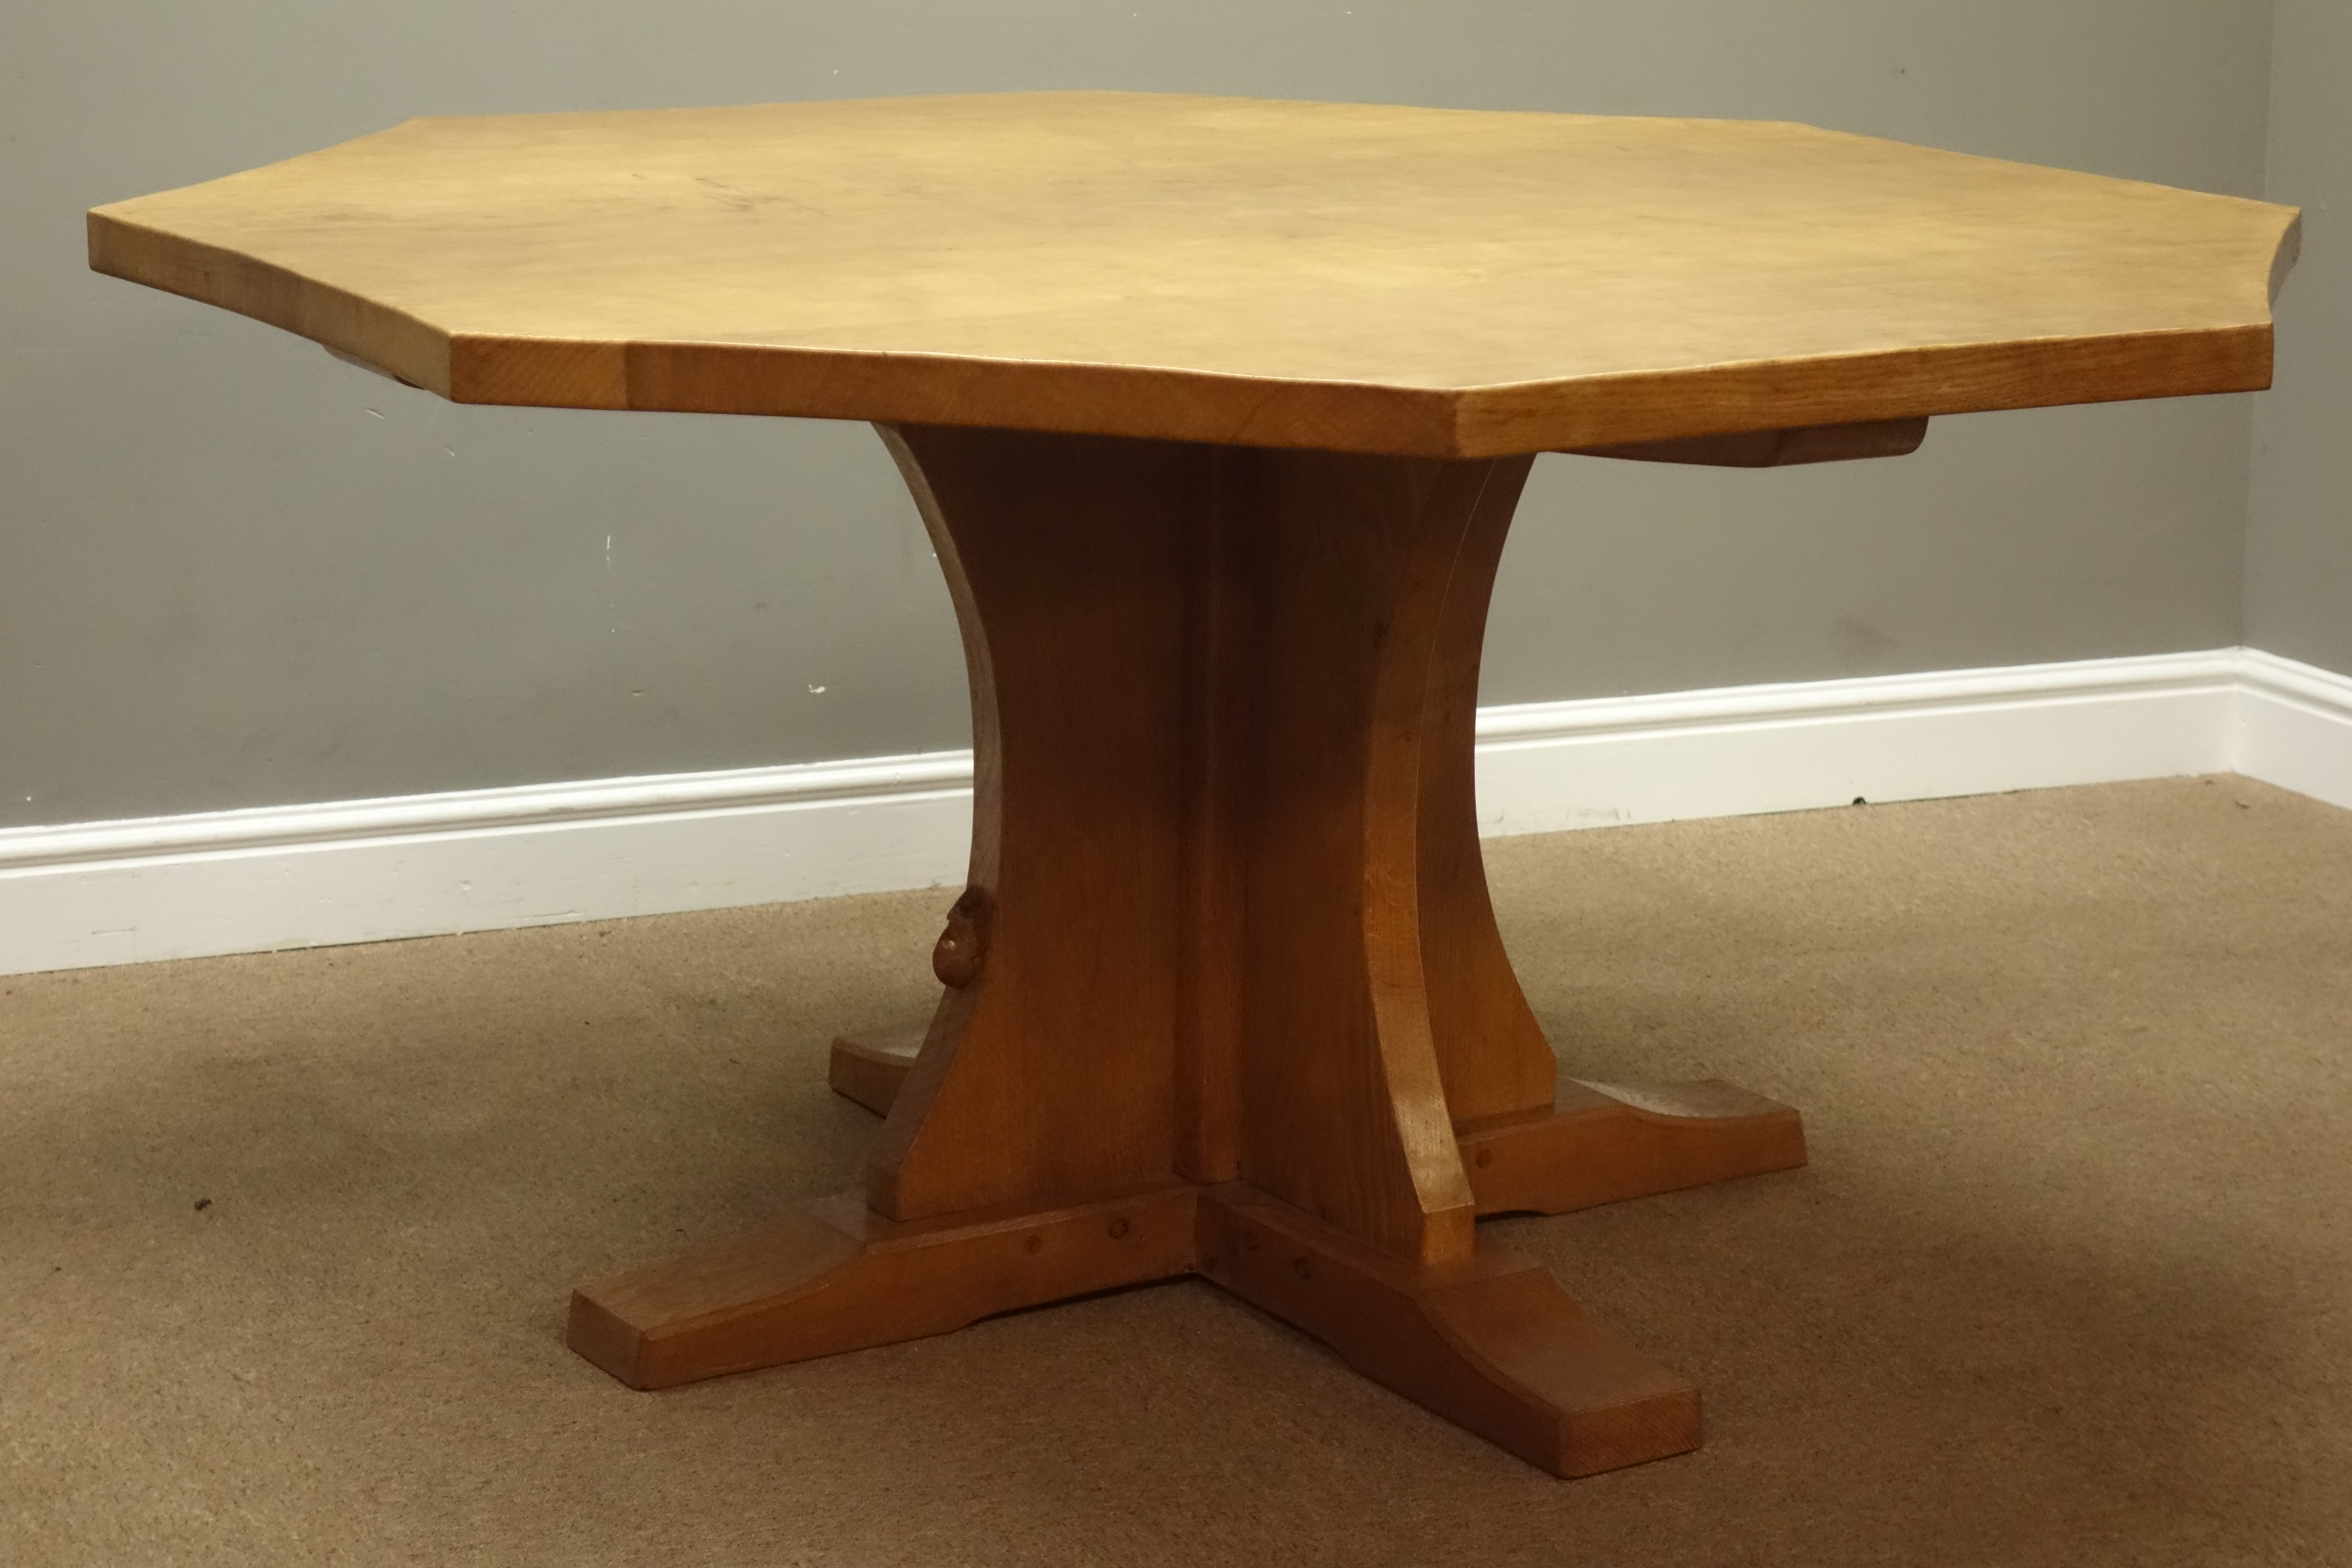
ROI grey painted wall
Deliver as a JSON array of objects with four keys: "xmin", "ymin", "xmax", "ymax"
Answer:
[
  {"xmin": 0, "ymin": 1, "xmax": 2278, "ymax": 830},
  {"xmin": 2248, "ymin": 0, "xmax": 2352, "ymax": 675}
]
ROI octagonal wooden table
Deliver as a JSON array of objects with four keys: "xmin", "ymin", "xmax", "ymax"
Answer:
[{"xmin": 91, "ymin": 92, "xmax": 2299, "ymax": 1477}]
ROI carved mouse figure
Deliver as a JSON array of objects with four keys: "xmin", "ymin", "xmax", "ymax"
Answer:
[{"xmin": 930, "ymin": 885, "xmax": 992, "ymax": 989}]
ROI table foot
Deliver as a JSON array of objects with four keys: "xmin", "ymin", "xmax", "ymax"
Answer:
[
  {"xmin": 1460, "ymin": 1075, "xmax": 1807, "ymax": 1216},
  {"xmin": 568, "ymin": 1181, "xmax": 1196, "ymax": 1388},
  {"xmin": 829, "ymin": 1020, "xmax": 926, "ymax": 1116},
  {"xmin": 1197, "ymin": 1185, "xmax": 1700, "ymax": 1476}
]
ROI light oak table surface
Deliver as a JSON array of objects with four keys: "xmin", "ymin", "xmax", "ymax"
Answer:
[{"xmin": 90, "ymin": 91, "xmax": 2297, "ymax": 455}]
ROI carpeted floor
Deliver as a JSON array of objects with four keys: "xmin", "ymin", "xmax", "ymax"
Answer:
[{"xmin": 5, "ymin": 775, "xmax": 2350, "ymax": 1566}]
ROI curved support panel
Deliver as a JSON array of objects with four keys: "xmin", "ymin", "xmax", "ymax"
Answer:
[
  {"xmin": 1230, "ymin": 449, "xmax": 1509, "ymax": 1263},
  {"xmin": 861, "ymin": 426, "xmax": 1194, "ymax": 1220},
  {"xmin": 1414, "ymin": 453, "xmax": 1559, "ymax": 1124}
]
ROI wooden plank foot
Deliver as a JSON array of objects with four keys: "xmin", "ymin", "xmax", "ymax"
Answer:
[
  {"xmin": 569, "ymin": 1182, "xmax": 1197, "ymax": 1389},
  {"xmin": 1197, "ymin": 1185, "xmax": 1700, "ymax": 1477},
  {"xmin": 829, "ymin": 1020, "xmax": 926, "ymax": 1116},
  {"xmin": 1458, "ymin": 1074, "xmax": 1807, "ymax": 1217}
]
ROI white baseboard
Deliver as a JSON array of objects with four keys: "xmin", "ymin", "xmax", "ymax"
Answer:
[
  {"xmin": 1467, "ymin": 649, "xmax": 2242, "ymax": 835},
  {"xmin": 2234, "ymin": 649, "xmax": 2352, "ymax": 814},
  {"xmin": 2, "ymin": 647, "xmax": 2345, "ymax": 977}
]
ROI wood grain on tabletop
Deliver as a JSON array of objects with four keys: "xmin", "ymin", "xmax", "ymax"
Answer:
[{"xmin": 87, "ymin": 92, "xmax": 2300, "ymax": 456}]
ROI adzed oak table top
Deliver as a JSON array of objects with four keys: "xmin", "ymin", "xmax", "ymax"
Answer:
[{"xmin": 88, "ymin": 91, "xmax": 2298, "ymax": 456}]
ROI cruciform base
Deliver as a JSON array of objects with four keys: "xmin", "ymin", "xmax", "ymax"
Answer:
[
  {"xmin": 567, "ymin": 423, "xmax": 1807, "ymax": 1476},
  {"xmin": 572, "ymin": 1024, "xmax": 1801, "ymax": 1477}
]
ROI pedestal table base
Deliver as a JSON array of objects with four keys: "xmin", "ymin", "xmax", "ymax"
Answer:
[{"xmin": 568, "ymin": 422, "xmax": 1809, "ymax": 1476}]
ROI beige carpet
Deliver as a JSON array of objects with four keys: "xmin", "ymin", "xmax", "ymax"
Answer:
[{"xmin": 6, "ymin": 775, "xmax": 2351, "ymax": 1566}]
